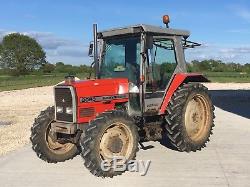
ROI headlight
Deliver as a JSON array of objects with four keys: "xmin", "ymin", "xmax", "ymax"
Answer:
[
  {"xmin": 66, "ymin": 107, "xmax": 73, "ymax": 114},
  {"xmin": 56, "ymin": 106, "xmax": 63, "ymax": 113},
  {"xmin": 118, "ymin": 84, "xmax": 126, "ymax": 95}
]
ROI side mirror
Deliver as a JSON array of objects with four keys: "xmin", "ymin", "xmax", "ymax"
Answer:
[
  {"xmin": 88, "ymin": 42, "xmax": 94, "ymax": 57},
  {"xmin": 146, "ymin": 36, "xmax": 153, "ymax": 50}
]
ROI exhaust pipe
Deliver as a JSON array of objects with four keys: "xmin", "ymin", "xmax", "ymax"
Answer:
[{"xmin": 93, "ymin": 24, "xmax": 98, "ymax": 79}]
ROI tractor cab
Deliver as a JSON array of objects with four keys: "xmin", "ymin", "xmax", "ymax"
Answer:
[{"xmin": 92, "ymin": 17, "xmax": 200, "ymax": 115}]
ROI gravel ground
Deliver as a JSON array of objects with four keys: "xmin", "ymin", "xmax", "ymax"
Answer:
[
  {"xmin": 203, "ymin": 83, "xmax": 250, "ymax": 90},
  {"xmin": 0, "ymin": 83, "xmax": 250, "ymax": 156},
  {"xmin": 0, "ymin": 86, "xmax": 53, "ymax": 155}
]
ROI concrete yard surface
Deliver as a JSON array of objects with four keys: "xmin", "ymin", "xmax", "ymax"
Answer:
[{"xmin": 0, "ymin": 107, "xmax": 250, "ymax": 187}]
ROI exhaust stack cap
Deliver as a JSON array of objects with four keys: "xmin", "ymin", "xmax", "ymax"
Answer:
[{"xmin": 65, "ymin": 75, "xmax": 75, "ymax": 84}]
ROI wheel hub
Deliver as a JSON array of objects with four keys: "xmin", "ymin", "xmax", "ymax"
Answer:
[
  {"xmin": 185, "ymin": 94, "xmax": 210, "ymax": 142},
  {"xmin": 192, "ymin": 112, "xmax": 199, "ymax": 123},
  {"xmin": 46, "ymin": 124, "xmax": 74, "ymax": 155},
  {"xmin": 107, "ymin": 136, "xmax": 123, "ymax": 153},
  {"xmin": 99, "ymin": 122, "xmax": 134, "ymax": 161}
]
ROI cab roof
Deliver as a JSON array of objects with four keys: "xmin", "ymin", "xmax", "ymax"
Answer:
[{"xmin": 98, "ymin": 24, "xmax": 190, "ymax": 39}]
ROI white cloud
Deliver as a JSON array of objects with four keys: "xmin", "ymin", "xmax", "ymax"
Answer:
[
  {"xmin": 227, "ymin": 29, "xmax": 250, "ymax": 34},
  {"xmin": 185, "ymin": 43, "xmax": 250, "ymax": 63},
  {"xmin": 236, "ymin": 8, "xmax": 250, "ymax": 22},
  {"xmin": 0, "ymin": 29, "xmax": 90, "ymax": 65},
  {"xmin": 220, "ymin": 47, "xmax": 250, "ymax": 54},
  {"xmin": 230, "ymin": 5, "xmax": 250, "ymax": 23},
  {"xmin": 23, "ymin": 32, "xmax": 82, "ymax": 50}
]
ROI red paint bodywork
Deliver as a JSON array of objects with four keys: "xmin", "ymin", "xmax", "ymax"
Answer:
[
  {"xmin": 158, "ymin": 73, "xmax": 208, "ymax": 114},
  {"xmin": 65, "ymin": 73, "xmax": 206, "ymax": 123},
  {"xmin": 70, "ymin": 78, "xmax": 129, "ymax": 123}
]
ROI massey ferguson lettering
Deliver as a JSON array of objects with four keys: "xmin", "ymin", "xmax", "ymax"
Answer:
[{"xmin": 80, "ymin": 94, "xmax": 128, "ymax": 103}]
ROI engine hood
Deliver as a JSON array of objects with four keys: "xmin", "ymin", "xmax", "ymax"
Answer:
[{"xmin": 64, "ymin": 78, "xmax": 129, "ymax": 97}]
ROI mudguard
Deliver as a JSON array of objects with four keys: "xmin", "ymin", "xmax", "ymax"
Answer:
[{"xmin": 159, "ymin": 73, "xmax": 209, "ymax": 114}]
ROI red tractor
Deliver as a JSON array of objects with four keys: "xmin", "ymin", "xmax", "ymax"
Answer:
[{"xmin": 31, "ymin": 16, "xmax": 215, "ymax": 177}]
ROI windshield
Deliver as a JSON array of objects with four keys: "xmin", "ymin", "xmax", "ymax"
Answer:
[{"xmin": 99, "ymin": 37, "xmax": 141, "ymax": 85}]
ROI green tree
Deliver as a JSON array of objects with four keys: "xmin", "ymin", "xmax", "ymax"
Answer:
[
  {"xmin": 41, "ymin": 63, "xmax": 55, "ymax": 73},
  {"xmin": 55, "ymin": 62, "xmax": 65, "ymax": 67},
  {"xmin": 0, "ymin": 43, "xmax": 3, "ymax": 65},
  {"xmin": 243, "ymin": 63, "xmax": 250, "ymax": 73},
  {"xmin": 0, "ymin": 43, "xmax": 2, "ymax": 54},
  {"xmin": 0, "ymin": 33, "xmax": 46, "ymax": 76}
]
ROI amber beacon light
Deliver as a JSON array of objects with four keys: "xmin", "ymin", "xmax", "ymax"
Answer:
[{"xmin": 163, "ymin": 15, "xmax": 170, "ymax": 28}]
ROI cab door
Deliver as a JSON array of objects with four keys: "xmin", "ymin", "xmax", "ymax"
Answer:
[{"xmin": 144, "ymin": 37, "xmax": 178, "ymax": 115}]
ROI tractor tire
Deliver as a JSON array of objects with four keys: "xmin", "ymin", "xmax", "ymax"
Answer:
[
  {"xmin": 30, "ymin": 106, "xmax": 80, "ymax": 163},
  {"xmin": 164, "ymin": 83, "xmax": 215, "ymax": 152},
  {"xmin": 80, "ymin": 110, "xmax": 139, "ymax": 178}
]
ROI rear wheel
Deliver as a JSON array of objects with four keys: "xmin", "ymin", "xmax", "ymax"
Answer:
[
  {"xmin": 80, "ymin": 110, "xmax": 139, "ymax": 178},
  {"xmin": 165, "ymin": 83, "xmax": 215, "ymax": 152},
  {"xmin": 30, "ymin": 106, "xmax": 80, "ymax": 163}
]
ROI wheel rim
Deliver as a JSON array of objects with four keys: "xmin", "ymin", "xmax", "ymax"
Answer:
[
  {"xmin": 99, "ymin": 122, "xmax": 134, "ymax": 163},
  {"xmin": 46, "ymin": 123, "xmax": 74, "ymax": 155},
  {"xmin": 184, "ymin": 94, "xmax": 211, "ymax": 142}
]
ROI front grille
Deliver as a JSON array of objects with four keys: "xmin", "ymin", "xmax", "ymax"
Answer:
[
  {"xmin": 80, "ymin": 107, "xmax": 95, "ymax": 117},
  {"xmin": 55, "ymin": 87, "xmax": 74, "ymax": 122}
]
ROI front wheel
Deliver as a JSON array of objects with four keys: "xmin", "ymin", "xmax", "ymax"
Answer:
[
  {"xmin": 80, "ymin": 110, "xmax": 139, "ymax": 178},
  {"xmin": 165, "ymin": 83, "xmax": 215, "ymax": 152},
  {"xmin": 30, "ymin": 106, "xmax": 80, "ymax": 163}
]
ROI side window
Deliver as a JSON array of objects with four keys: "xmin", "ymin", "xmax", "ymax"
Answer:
[{"xmin": 147, "ymin": 39, "xmax": 177, "ymax": 92}]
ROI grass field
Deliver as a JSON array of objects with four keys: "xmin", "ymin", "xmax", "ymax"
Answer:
[
  {"xmin": 0, "ymin": 73, "xmax": 87, "ymax": 91},
  {"xmin": 0, "ymin": 72, "xmax": 250, "ymax": 91},
  {"xmin": 204, "ymin": 72, "xmax": 250, "ymax": 83}
]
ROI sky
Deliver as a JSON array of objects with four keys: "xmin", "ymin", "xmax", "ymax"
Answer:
[{"xmin": 1, "ymin": 0, "xmax": 250, "ymax": 65}]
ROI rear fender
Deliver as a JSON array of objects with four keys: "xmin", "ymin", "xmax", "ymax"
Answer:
[{"xmin": 158, "ymin": 73, "xmax": 209, "ymax": 114}]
